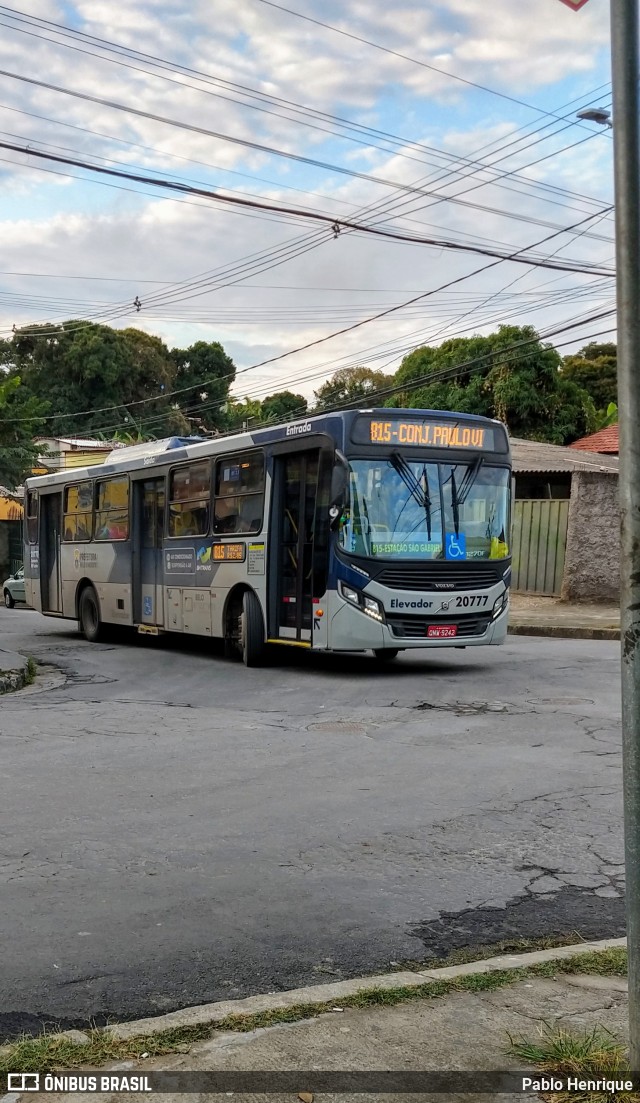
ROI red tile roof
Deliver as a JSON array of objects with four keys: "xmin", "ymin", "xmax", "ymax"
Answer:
[{"xmin": 570, "ymin": 424, "xmax": 619, "ymax": 454}]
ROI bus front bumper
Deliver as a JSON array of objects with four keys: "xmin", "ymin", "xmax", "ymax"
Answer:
[{"xmin": 326, "ymin": 588, "xmax": 509, "ymax": 650}]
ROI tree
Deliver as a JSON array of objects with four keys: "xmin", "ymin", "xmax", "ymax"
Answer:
[
  {"xmin": 0, "ymin": 374, "xmax": 48, "ymax": 488},
  {"xmin": 7, "ymin": 321, "xmax": 165, "ymax": 435},
  {"xmin": 313, "ymin": 366, "xmax": 394, "ymax": 411},
  {"xmin": 393, "ymin": 325, "xmax": 596, "ymax": 444},
  {"xmin": 593, "ymin": 401, "xmax": 618, "ymax": 430},
  {"xmin": 5, "ymin": 323, "xmax": 237, "ymax": 440},
  {"xmin": 260, "ymin": 391, "xmax": 307, "ymax": 424},
  {"xmin": 560, "ymin": 342, "xmax": 617, "ymax": 411},
  {"xmin": 171, "ymin": 341, "xmax": 236, "ymax": 433},
  {"xmin": 224, "ymin": 397, "xmax": 263, "ymax": 432}
]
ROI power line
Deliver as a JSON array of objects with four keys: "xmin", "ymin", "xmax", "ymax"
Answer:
[
  {"xmin": 0, "ymin": 65, "xmax": 612, "ymax": 232},
  {"xmin": 0, "ymin": 139, "xmax": 615, "ymax": 278},
  {"xmin": 72, "ymin": 312, "xmax": 620, "ymax": 439},
  {"xmin": 252, "ymin": 0, "xmax": 602, "ymax": 125},
  {"xmin": 0, "ymin": 2, "xmax": 611, "ymax": 187}
]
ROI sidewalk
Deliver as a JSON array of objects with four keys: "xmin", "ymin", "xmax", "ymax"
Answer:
[
  {"xmin": 2, "ymin": 939, "xmax": 626, "ymax": 1103},
  {"xmin": 101, "ymin": 974, "xmax": 631, "ymax": 1102},
  {"xmin": 509, "ymin": 593, "xmax": 620, "ymax": 640},
  {"xmin": 3, "ymin": 943, "xmax": 628, "ymax": 1103}
]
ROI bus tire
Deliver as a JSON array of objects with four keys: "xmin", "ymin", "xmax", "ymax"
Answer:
[
  {"xmin": 4, "ymin": 589, "xmax": 15, "ymax": 609},
  {"xmin": 241, "ymin": 590, "xmax": 265, "ymax": 667},
  {"xmin": 79, "ymin": 586, "xmax": 104, "ymax": 643},
  {"xmin": 373, "ymin": 648, "xmax": 399, "ymax": 662}
]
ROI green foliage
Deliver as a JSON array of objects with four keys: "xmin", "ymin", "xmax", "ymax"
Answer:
[
  {"xmin": 393, "ymin": 325, "xmax": 596, "ymax": 444},
  {"xmin": 260, "ymin": 390, "xmax": 307, "ymax": 423},
  {"xmin": 561, "ymin": 341, "xmax": 617, "ymax": 411},
  {"xmin": 4, "ymin": 322, "xmax": 236, "ymax": 440},
  {"xmin": 224, "ymin": 396, "xmax": 263, "ymax": 431},
  {"xmin": 171, "ymin": 340, "xmax": 235, "ymax": 432},
  {"xmin": 594, "ymin": 401, "xmax": 618, "ymax": 430},
  {"xmin": 313, "ymin": 366, "xmax": 394, "ymax": 410},
  {"xmin": 0, "ymin": 373, "xmax": 47, "ymax": 488}
]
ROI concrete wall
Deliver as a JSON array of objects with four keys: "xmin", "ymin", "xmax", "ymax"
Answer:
[{"xmin": 562, "ymin": 471, "xmax": 619, "ymax": 602}]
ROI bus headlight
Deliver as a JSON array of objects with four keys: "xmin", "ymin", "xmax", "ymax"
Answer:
[
  {"xmin": 339, "ymin": 583, "xmax": 360, "ymax": 607},
  {"xmin": 362, "ymin": 595, "xmax": 384, "ymax": 622},
  {"xmin": 492, "ymin": 591, "xmax": 508, "ymax": 620},
  {"xmin": 339, "ymin": 582, "xmax": 384, "ymax": 622}
]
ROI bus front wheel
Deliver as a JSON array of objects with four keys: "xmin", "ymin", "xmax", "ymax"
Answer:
[
  {"xmin": 373, "ymin": 648, "xmax": 399, "ymax": 662},
  {"xmin": 241, "ymin": 590, "xmax": 265, "ymax": 667},
  {"xmin": 79, "ymin": 586, "xmax": 104, "ymax": 643}
]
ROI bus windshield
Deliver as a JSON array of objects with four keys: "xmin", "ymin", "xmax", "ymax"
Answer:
[{"xmin": 339, "ymin": 458, "xmax": 511, "ymax": 561}]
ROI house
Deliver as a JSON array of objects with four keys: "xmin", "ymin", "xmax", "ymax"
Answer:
[
  {"xmin": 35, "ymin": 436, "xmax": 121, "ymax": 472},
  {"xmin": 569, "ymin": 424, "xmax": 619, "ymax": 455},
  {"xmin": 0, "ymin": 486, "xmax": 24, "ymax": 581},
  {"xmin": 510, "ymin": 437, "xmax": 619, "ymax": 601},
  {"xmin": 0, "ymin": 438, "xmax": 122, "ymax": 578}
]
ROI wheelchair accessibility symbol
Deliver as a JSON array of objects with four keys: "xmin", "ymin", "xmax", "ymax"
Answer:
[{"xmin": 445, "ymin": 532, "xmax": 467, "ymax": 560}]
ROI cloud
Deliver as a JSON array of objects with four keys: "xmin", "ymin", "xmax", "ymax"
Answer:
[{"xmin": 0, "ymin": 0, "xmax": 616, "ymax": 420}]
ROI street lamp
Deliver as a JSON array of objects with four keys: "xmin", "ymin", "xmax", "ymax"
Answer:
[{"xmin": 576, "ymin": 106, "xmax": 613, "ymax": 127}]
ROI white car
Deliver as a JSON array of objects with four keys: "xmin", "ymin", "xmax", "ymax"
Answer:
[{"xmin": 3, "ymin": 566, "xmax": 26, "ymax": 608}]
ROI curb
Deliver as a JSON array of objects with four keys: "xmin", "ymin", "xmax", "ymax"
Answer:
[
  {"xmin": 508, "ymin": 624, "xmax": 620, "ymax": 641},
  {"xmin": 101, "ymin": 936, "xmax": 626, "ymax": 1042}
]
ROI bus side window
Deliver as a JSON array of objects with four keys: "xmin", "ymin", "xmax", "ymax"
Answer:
[
  {"xmin": 168, "ymin": 462, "xmax": 210, "ymax": 537},
  {"xmin": 63, "ymin": 481, "xmax": 93, "ymax": 542},
  {"xmin": 213, "ymin": 452, "xmax": 265, "ymax": 535},
  {"xmin": 94, "ymin": 476, "xmax": 130, "ymax": 541},
  {"xmin": 25, "ymin": 491, "xmax": 38, "ymax": 544}
]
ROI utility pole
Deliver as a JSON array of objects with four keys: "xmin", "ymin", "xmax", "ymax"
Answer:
[{"xmin": 610, "ymin": 0, "xmax": 640, "ymax": 1071}]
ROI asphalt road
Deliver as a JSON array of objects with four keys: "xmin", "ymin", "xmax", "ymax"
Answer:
[{"xmin": 0, "ymin": 607, "xmax": 624, "ymax": 1040}]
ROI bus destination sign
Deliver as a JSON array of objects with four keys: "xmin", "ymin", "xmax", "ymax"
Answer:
[
  {"xmin": 212, "ymin": 543, "xmax": 246, "ymax": 562},
  {"xmin": 351, "ymin": 415, "xmax": 500, "ymax": 451}
]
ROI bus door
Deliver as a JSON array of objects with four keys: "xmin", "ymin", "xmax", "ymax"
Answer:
[
  {"xmin": 40, "ymin": 492, "xmax": 62, "ymax": 613},
  {"xmin": 133, "ymin": 478, "xmax": 165, "ymax": 626},
  {"xmin": 271, "ymin": 449, "xmax": 330, "ymax": 643}
]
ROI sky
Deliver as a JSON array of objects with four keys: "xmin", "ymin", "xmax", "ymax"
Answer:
[{"xmin": 0, "ymin": 0, "xmax": 616, "ymax": 430}]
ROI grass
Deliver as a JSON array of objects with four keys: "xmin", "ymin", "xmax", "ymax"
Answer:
[
  {"xmin": 24, "ymin": 656, "xmax": 37, "ymax": 685},
  {"xmin": 0, "ymin": 948, "xmax": 628, "ymax": 1076},
  {"xmin": 509, "ymin": 1023, "xmax": 637, "ymax": 1103},
  {"xmin": 0, "ymin": 1025, "xmax": 212, "ymax": 1076},
  {"xmin": 391, "ymin": 932, "xmax": 592, "ymax": 971}
]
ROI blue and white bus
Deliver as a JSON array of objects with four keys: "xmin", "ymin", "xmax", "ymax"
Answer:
[{"xmin": 24, "ymin": 408, "xmax": 512, "ymax": 664}]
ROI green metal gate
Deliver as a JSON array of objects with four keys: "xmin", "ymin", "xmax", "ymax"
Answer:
[
  {"xmin": 8, "ymin": 520, "xmax": 23, "ymax": 575},
  {"xmin": 511, "ymin": 500, "xmax": 570, "ymax": 595}
]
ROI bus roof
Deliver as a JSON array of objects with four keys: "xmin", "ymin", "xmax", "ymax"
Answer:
[{"xmin": 26, "ymin": 408, "xmax": 508, "ymax": 489}]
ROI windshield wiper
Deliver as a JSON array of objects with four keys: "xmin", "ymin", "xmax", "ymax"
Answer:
[
  {"xmin": 450, "ymin": 469, "xmax": 460, "ymax": 538},
  {"xmin": 450, "ymin": 456, "xmax": 483, "ymax": 537},
  {"xmin": 360, "ymin": 494, "xmax": 372, "ymax": 555},
  {"xmin": 458, "ymin": 456, "xmax": 484, "ymax": 504},
  {"xmin": 390, "ymin": 452, "xmax": 432, "ymax": 539}
]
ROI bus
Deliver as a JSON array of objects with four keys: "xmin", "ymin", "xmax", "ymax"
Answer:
[{"xmin": 23, "ymin": 408, "xmax": 512, "ymax": 665}]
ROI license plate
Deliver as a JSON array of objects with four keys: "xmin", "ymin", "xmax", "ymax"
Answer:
[{"xmin": 427, "ymin": 625, "xmax": 457, "ymax": 639}]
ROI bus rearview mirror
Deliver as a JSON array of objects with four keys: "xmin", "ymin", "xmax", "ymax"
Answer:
[{"xmin": 329, "ymin": 451, "xmax": 349, "ymax": 528}]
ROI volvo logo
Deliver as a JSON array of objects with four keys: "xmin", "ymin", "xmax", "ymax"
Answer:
[{"xmin": 434, "ymin": 582, "xmax": 455, "ymax": 590}]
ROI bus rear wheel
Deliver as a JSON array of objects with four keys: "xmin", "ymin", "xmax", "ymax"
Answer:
[
  {"xmin": 240, "ymin": 590, "xmax": 265, "ymax": 667},
  {"xmin": 79, "ymin": 586, "xmax": 104, "ymax": 643},
  {"xmin": 373, "ymin": 648, "xmax": 399, "ymax": 662}
]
